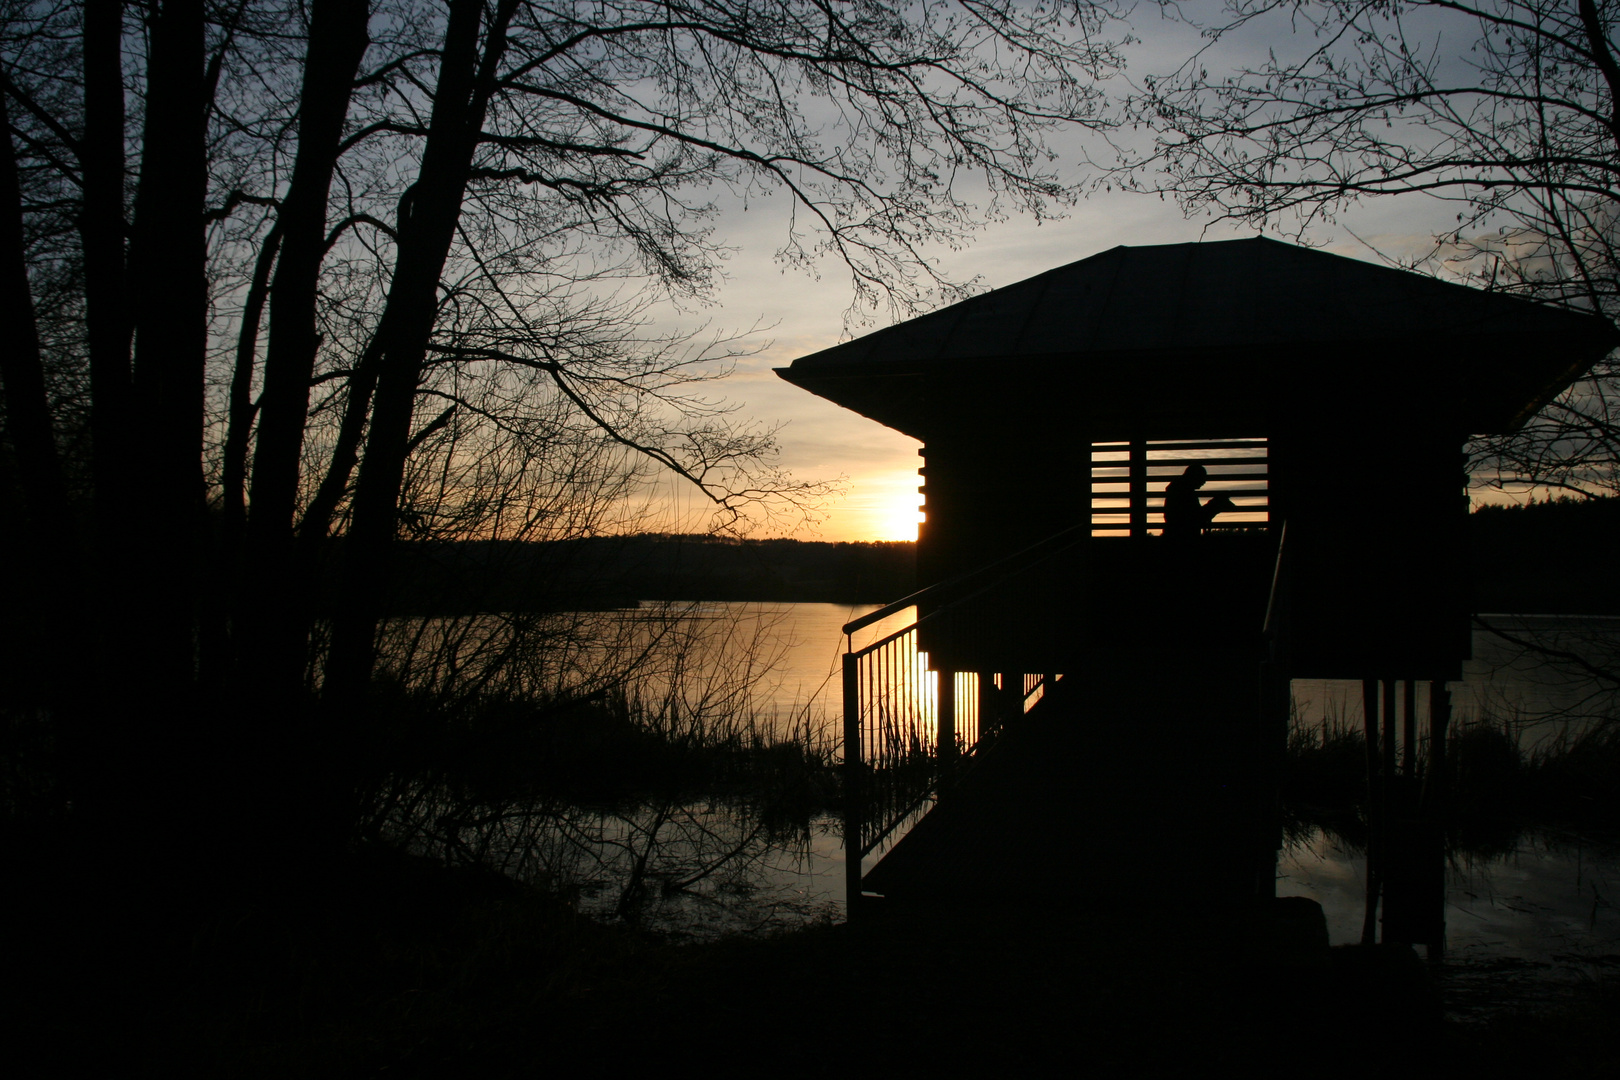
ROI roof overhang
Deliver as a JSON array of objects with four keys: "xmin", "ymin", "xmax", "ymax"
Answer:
[{"xmin": 776, "ymin": 237, "xmax": 1619, "ymax": 440}]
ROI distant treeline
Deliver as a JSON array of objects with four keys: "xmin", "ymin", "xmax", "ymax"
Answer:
[
  {"xmin": 385, "ymin": 534, "xmax": 917, "ymax": 613},
  {"xmin": 379, "ymin": 499, "xmax": 1610, "ymax": 615},
  {"xmin": 1470, "ymin": 496, "xmax": 1620, "ymax": 614}
]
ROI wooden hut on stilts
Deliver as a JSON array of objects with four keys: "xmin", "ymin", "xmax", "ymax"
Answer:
[{"xmin": 778, "ymin": 236, "xmax": 1617, "ymax": 936}]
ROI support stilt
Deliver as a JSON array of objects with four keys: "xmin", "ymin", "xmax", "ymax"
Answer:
[{"xmin": 1361, "ymin": 678, "xmax": 1382, "ymax": 946}]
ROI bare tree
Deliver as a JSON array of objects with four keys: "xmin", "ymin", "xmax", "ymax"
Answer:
[
  {"xmin": 1116, "ymin": 0, "xmax": 1620, "ymax": 496},
  {"xmin": 1, "ymin": 0, "xmax": 1131, "ymax": 858}
]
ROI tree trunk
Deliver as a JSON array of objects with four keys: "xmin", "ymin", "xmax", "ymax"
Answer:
[
  {"xmin": 239, "ymin": 0, "xmax": 371, "ymax": 701},
  {"xmin": 200, "ymin": 222, "xmax": 280, "ymax": 697},
  {"xmin": 324, "ymin": 0, "xmax": 516, "ymax": 707},
  {"xmin": 298, "ymin": 340, "xmax": 380, "ymax": 541},
  {"xmin": 221, "ymin": 226, "xmax": 280, "ymax": 538},
  {"xmin": 0, "ymin": 93, "xmax": 66, "ymax": 530},
  {"xmin": 0, "ymin": 91, "xmax": 75, "ymax": 726},
  {"xmin": 81, "ymin": 0, "xmax": 131, "ymax": 540},
  {"xmin": 118, "ymin": 0, "xmax": 209, "ymax": 857},
  {"xmin": 248, "ymin": 0, "xmax": 371, "ymax": 541}
]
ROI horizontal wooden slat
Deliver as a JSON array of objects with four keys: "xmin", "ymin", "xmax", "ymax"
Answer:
[
  {"xmin": 1088, "ymin": 526, "xmax": 1270, "ymax": 532},
  {"xmin": 1089, "ymin": 511, "xmax": 1271, "ymax": 519},
  {"xmin": 1143, "ymin": 455, "xmax": 1269, "ymax": 467},
  {"xmin": 1094, "ymin": 461, "xmax": 1270, "ymax": 469},
  {"xmin": 1090, "ymin": 488, "xmax": 1269, "ymax": 498},
  {"xmin": 1088, "ymin": 527, "xmax": 1271, "ymax": 538},
  {"xmin": 1144, "ymin": 439, "xmax": 1267, "ymax": 450},
  {"xmin": 1090, "ymin": 437, "xmax": 1266, "ymax": 447},
  {"xmin": 1090, "ymin": 489, "xmax": 1272, "ymax": 500},
  {"xmin": 1090, "ymin": 483, "xmax": 1271, "ymax": 493},
  {"xmin": 1091, "ymin": 510, "xmax": 1273, "ymax": 520},
  {"xmin": 1092, "ymin": 466, "xmax": 1269, "ymax": 475},
  {"xmin": 1092, "ymin": 474, "xmax": 1270, "ymax": 486},
  {"xmin": 1090, "ymin": 516, "xmax": 1271, "ymax": 525}
]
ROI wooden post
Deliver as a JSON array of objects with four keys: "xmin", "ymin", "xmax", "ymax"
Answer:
[
  {"xmin": 1424, "ymin": 680, "xmax": 1451, "ymax": 817},
  {"xmin": 1426, "ymin": 679, "xmax": 1452, "ymax": 957},
  {"xmin": 1129, "ymin": 438, "xmax": 1148, "ymax": 538},
  {"xmin": 937, "ymin": 668, "xmax": 957, "ymax": 765},
  {"xmin": 1258, "ymin": 659, "xmax": 1288, "ymax": 790},
  {"xmin": 1403, "ymin": 679, "xmax": 1417, "ymax": 777},
  {"xmin": 1361, "ymin": 677, "xmax": 1381, "ymax": 946},
  {"xmin": 1382, "ymin": 678, "xmax": 1397, "ymax": 779},
  {"xmin": 1257, "ymin": 658, "xmax": 1288, "ymax": 902},
  {"xmin": 842, "ymin": 652, "xmax": 862, "ymax": 918},
  {"xmin": 1001, "ymin": 672, "xmax": 1022, "ymax": 723},
  {"xmin": 979, "ymin": 671, "xmax": 998, "ymax": 736}
]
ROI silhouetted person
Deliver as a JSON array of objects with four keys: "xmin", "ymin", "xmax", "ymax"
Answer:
[{"xmin": 1162, "ymin": 464, "xmax": 1234, "ymax": 540}]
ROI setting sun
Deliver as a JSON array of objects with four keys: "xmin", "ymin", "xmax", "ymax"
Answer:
[
  {"xmin": 876, "ymin": 498, "xmax": 924, "ymax": 543},
  {"xmin": 846, "ymin": 467, "xmax": 923, "ymax": 541}
]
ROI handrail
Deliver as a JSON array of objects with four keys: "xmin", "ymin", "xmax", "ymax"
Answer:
[
  {"xmin": 1262, "ymin": 520, "xmax": 1289, "ymax": 638},
  {"xmin": 842, "ymin": 522, "xmax": 1083, "ymax": 917},
  {"xmin": 843, "ymin": 521, "xmax": 1090, "ymax": 637}
]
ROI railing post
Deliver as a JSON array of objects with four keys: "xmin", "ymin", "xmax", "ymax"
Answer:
[
  {"xmin": 1000, "ymin": 672, "xmax": 1022, "ymax": 722},
  {"xmin": 1129, "ymin": 438, "xmax": 1148, "ymax": 538},
  {"xmin": 937, "ymin": 667, "xmax": 957, "ymax": 766},
  {"xmin": 979, "ymin": 671, "xmax": 997, "ymax": 737},
  {"xmin": 842, "ymin": 651, "xmax": 863, "ymax": 919}
]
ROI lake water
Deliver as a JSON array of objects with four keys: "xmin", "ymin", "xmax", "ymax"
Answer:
[
  {"xmin": 607, "ymin": 600, "xmax": 918, "ymax": 730},
  {"xmin": 553, "ymin": 602, "xmax": 914, "ymax": 937},
  {"xmin": 381, "ymin": 602, "xmax": 914, "ymax": 940},
  {"xmin": 639, "ymin": 604, "xmax": 1620, "ymax": 1021},
  {"xmin": 1280, "ymin": 826, "xmax": 1620, "ymax": 1022},
  {"xmin": 1292, "ymin": 614, "xmax": 1620, "ymax": 746},
  {"xmin": 395, "ymin": 602, "xmax": 1620, "ymax": 1016}
]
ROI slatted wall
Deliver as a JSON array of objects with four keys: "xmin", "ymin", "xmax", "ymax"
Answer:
[{"xmin": 1090, "ymin": 437, "xmax": 1270, "ymax": 537}]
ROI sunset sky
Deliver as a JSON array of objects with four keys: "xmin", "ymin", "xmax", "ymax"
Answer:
[
  {"xmin": 632, "ymin": 8, "xmax": 1514, "ymax": 543},
  {"xmin": 642, "ymin": 189, "xmax": 1462, "ymax": 542}
]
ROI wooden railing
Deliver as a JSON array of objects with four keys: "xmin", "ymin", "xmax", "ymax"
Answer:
[{"xmin": 840, "ymin": 527, "xmax": 1082, "ymax": 913}]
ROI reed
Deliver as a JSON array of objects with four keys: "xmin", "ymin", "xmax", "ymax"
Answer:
[{"xmin": 1283, "ymin": 699, "xmax": 1620, "ymax": 847}]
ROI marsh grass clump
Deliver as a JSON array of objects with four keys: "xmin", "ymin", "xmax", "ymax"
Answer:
[
  {"xmin": 346, "ymin": 654, "xmax": 844, "ymax": 933},
  {"xmin": 1430, "ymin": 713, "xmax": 1620, "ymax": 838},
  {"xmin": 353, "ymin": 682, "xmax": 838, "ymax": 816},
  {"xmin": 1440, "ymin": 721, "xmax": 1522, "ymax": 819},
  {"xmin": 1283, "ymin": 696, "xmax": 1620, "ymax": 851},
  {"xmin": 1281, "ymin": 711, "xmax": 1369, "ymax": 848},
  {"xmin": 0, "ymin": 705, "xmax": 61, "ymax": 827},
  {"xmin": 1521, "ymin": 725, "xmax": 1620, "ymax": 827},
  {"xmin": 1283, "ymin": 711, "xmax": 1367, "ymax": 807}
]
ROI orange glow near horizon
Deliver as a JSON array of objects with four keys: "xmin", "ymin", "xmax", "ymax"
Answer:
[
  {"xmin": 874, "ymin": 501, "xmax": 924, "ymax": 543},
  {"xmin": 824, "ymin": 468, "xmax": 923, "ymax": 542}
]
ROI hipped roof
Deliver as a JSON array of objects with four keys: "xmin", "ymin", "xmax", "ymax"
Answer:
[{"xmin": 775, "ymin": 236, "xmax": 1619, "ymax": 440}]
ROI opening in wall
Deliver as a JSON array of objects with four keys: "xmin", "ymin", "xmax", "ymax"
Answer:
[{"xmin": 1090, "ymin": 438, "xmax": 1270, "ymax": 538}]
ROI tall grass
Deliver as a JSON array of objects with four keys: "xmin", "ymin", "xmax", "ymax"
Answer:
[
  {"xmin": 1283, "ymin": 701, "xmax": 1620, "ymax": 848},
  {"xmin": 1281, "ymin": 703, "xmax": 1369, "ymax": 847},
  {"xmin": 351, "ymin": 604, "xmax": 844, "ymax": 931}
]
